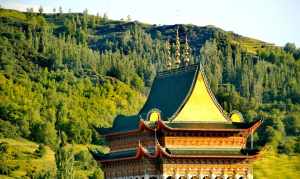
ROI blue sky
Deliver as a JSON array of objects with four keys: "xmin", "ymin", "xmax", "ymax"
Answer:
[{"xmin": 1, "ymin": 0, "xmax": 299, "ymax": 47}]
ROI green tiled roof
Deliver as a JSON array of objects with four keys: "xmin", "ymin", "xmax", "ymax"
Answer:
[
  {"xmin": 97, "ymin": 63, "xmax": 260, "ymax": 135},
  {"xmin": 97, "ymin": 115, "xmax": 140, "ymax": 134},
  {"xmin": 98, "ymin": 64, "xmax": 200, "ymax": 134},
  {"xmin": 91, "ymin": 148, "xmax": 137, "ymax": 160},
  {"xmin": 91, "ymin": 147, "xmax": 156, "ymax": 161},
  {"xmin": 138, "ymin": 64, "xmax": 199, "ymax": 120}
]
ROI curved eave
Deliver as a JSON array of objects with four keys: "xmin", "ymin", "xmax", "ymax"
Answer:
[
  {"xmin": 104, "ymin": 119, "xmax": 263, "ymax": 137},
  {"xmin": 99, "ymin": 142, "xmax": 260, "ymax": 163},
  {"xmin": 245, "ymin": 119, "xmax": 263, "ymax": 135},
  {"xmin": 104, "ymin": 120, "xmax": 154, "ymax": 137},
  {"xmin": 157, "ymin": 119, "xmax": 263, "ymax": 134},
  {"xmin": 156, "ymin": 120, "xmax": 243, "ymax": 132},
  {"xmin": 99, "ymin": 145, "xmax": 144, "ymax": 163},
  {"xmin": 155, "ymin": 142, "xmax": 259, "ymax": 160}
]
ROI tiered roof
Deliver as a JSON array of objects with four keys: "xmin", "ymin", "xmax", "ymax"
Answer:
[{"xmin": 94, "ymin": 63, "xmax": 262, "ymax": 163}]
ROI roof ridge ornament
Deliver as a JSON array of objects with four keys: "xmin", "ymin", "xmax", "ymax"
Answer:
[
  {"xmin": 175, "ymin": 26, "xmax": 181, "ymax": 67},
  {"xmin": 166, "ymin": 26, "xmax": 192, "ymax": 70},
  {"xmin": 184, "ymin": 35, "xmax": 190, "ymax": 66},
  {"xmin": 166, "ymin": 40, "xmax": 172, "ymax": 70}
]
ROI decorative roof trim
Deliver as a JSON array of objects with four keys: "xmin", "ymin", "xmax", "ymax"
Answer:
[
  {"xmin": 99, "ymin": 142, "xmax": 260, "ymax": 163},
  {"xmin": 157, "ymin": 119, "xmax": 262, "ymax": 132},
  {"xmin": 104, "ymin": 119, "xmax": 262, "ymax": 137},
  {"xmin": 99, "ymin": 144, "xmax": 144, "ymax": 163},
  {"xmin": 245, "ymin": 119, "xmax": 263, "ymax": 137},
  {"xmin": 104, "ymin": 120, "xmax": 154, "ymax": 137},
  {"xmin": 156, "ymin": 64, "xmax": 199, "ymax": 78}
]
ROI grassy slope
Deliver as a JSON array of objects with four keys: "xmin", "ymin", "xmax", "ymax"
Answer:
[
  {"xmin": 0, "ymin": 138, "xmax": 55, "ymax": 178},
  {"xmin": 0, "ymin": 138, "xmax": 106, "ymax": 179},
  {"xmin": 253, "ymin": 149, "xmax": 300, "ymax": 179}
]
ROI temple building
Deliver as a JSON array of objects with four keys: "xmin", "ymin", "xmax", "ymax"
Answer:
[{"xmin": 92, "ymin": 31, "xmax": 262, "ymax": 179}]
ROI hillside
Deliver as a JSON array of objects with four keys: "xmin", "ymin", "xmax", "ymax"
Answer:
[{"xmin": 0, "ymin": 8, "xmax": 300, "ymax": 178}]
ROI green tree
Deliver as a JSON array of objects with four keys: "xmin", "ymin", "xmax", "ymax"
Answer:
[
  {"xmin": 284, "ymin": 113, "xmax": 300, "ymax": 136},
  {"xmin": 55, "ymin": 132, "xmax": 74, "ymax": 179},
  {"xmin": 284, "ymin": 42, "xmax": 296, "ymax": 54},
  {"xmin": 32, "ymin": 122, "xmax": 57, "ymax": 147},
  {"xmin": 39, "ymin": 6, "xmax": 43, "ymax": 14},
  {"xmin": 278, "ymin": 137, "xmax": 297, "ymax": 154},
  {"xmin": 59, "ymin": 6, "xmax": 63, "ymax": 14}
]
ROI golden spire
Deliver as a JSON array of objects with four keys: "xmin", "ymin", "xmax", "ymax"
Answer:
[
  {"xmin": 184, "ymin": 35, "xmax": 190, "ymax": 66},
  {"xmin": 166, "ymin": 40, "xmax": 172, "ymax": 69},
  {"xmin": 175, "ymin": 27, "xmax": 181, "ymax": 67}
]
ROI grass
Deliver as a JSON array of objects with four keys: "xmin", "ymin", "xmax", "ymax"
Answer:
[
  {"xmin": 253, "ymin": 148, "xmax": 300, "ymax": 179},
  {"xmin": 0, "ymin": 138, "xmax": 105, "ymax": 178},
  {"xmin": 0, "ymin": 138, "xmax": 56, "ymax": 178},
  {"xmin": 228, "ymin": 33, "xmax": 275, "ymax": 54},
  {"xmin": 0, "ymin": 9, "xmax": 27, "ymax": 21}
]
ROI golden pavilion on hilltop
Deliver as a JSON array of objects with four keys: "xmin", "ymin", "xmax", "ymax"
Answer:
[{"xmin": 92, "ymin": 31, "xmax": 262, "ymax": 179}]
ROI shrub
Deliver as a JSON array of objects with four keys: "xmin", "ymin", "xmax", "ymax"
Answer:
[
  {"xmin": 0, "ymin": 142, "xmax": 9, "ymax": 153},
  {"xmin": 74, "ymin": 150, "xmax": 95, "ymax": 170},
  {"xmin": 0, "ymin": 119, "xmax": 19, "ymax": 138},
  {"xmin": 89, "ymin": 168, "xmax": 103, "ymax": 179},
  {"xmin": 31, "ymin": 122, "xmax": 57, "ymax": 147},
  {"xmin": 35, "ymin": 144, "xmax": 47, "ymax": 157},
  {"xmin": 0, "ymin": 164, "xmax": 11, "ymax": 175},
  {"xmin": 74, "ymin": 150, "xmax": 90, "ymax": 162}
]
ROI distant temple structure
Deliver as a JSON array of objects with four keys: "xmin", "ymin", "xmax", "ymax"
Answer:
[{"xmin": 92, "ymin": 29, "xmax": 262, "ymax": 179}]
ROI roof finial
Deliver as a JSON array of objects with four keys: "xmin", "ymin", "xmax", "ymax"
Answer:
[
  {"xmin": 166, "ymin": 40, "xmax": 172, "ymax": 69},
  {"xmin": 184, "ymin": 35, "xmax": 190, "ymax": 66},
  {"xmin": 175, "ymin": 26, "xmax": 181, "ymax": 67}
]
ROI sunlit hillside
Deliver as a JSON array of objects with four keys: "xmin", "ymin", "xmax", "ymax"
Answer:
[{"xmin": 0, "ymin": 8, "xmax": 300, "ymax": 178}]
